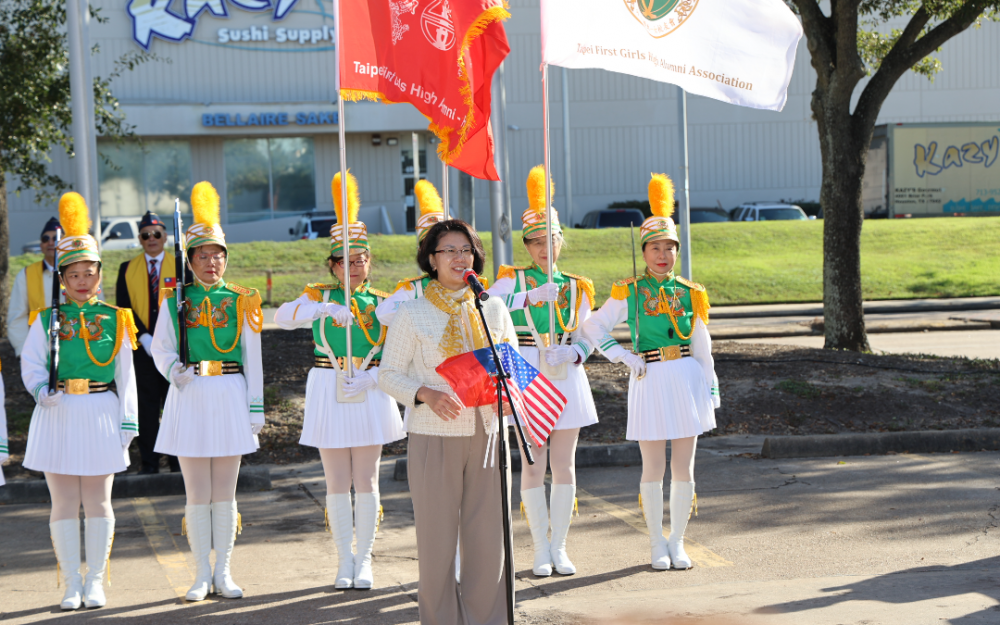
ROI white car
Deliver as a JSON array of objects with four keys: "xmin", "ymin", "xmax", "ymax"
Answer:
[{"xmin": 732, "ymin": 203, "xmax": 813, "ymax": 222}]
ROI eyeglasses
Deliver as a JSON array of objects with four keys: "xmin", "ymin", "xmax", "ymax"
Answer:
[
  {"xmin": 194, "ymin": 253, "xmax": 226, "ymax": 263},
  {"xmin": 140, "ymin": 231, "xmax": 163, "ymax": 240},
  {"xmin": 434, "ymin": 247, "xmax": 474, "ymax": 257},
  {"xmin": 41, "ymin": 234, "xmax": 57, "ymax": 243},
  {"xmin": 335, "ymin": 257, "xmax": 370, "ymax": 268}
]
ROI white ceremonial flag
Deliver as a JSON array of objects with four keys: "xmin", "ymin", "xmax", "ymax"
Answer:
[{"xmin": 541, "ymin": 0, "xmax": 803, "ymax": 111}]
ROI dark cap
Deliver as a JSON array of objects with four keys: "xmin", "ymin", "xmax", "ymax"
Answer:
[
  {"xmin": 139, "ymin": 211, "xmax": 167, "ymax": 231},
  {"xmin": 41, "ymin": 216, "xmax": 61, "ymax": 238}
]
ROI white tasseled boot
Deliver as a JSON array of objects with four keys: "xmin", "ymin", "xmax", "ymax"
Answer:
[
  {"xmin": 353, "ymin": 492, "xmax": 381, "ymax": 590},
  {"xmin": 50, "ymin": 519, "xmax": 83, "ymax": 610},
  {"xmin": 183, "ymin": 504, "xmax": 213, "ymax": 601},
  {"xmin": 667, "ymin": 480, "xmax": 696, "ymax": 570},
  {"xmin": 326, "ymin": 493, "xmax": 355, "ymax": 589},
  {"xmin": 82, "ymin": 517, "xmax": 115, "ymax": 608},
  {"xmin": 548, "ymin": 484, "xmax": 578, "ymax": 575},
  {"xmin": 520, "ymin": 487, "xmax": 553, "ymax": 577},
  {"xmin": 212, "ymin": 501, "xmax": 244, "ymax": 598},
  {"xmin": 639, "ymin": 481, "xmax": 671, "ymax": 570}
]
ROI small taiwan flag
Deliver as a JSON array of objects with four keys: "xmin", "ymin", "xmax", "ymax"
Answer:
[{"xmin": 164, "ymin": 277, "xmax": 176, "ymax": 287}]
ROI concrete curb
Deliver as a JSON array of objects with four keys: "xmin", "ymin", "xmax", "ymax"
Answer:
[
  {"xmin": 394, "ymin": 442, "xmax": 643, "ymax": 481},
  {"xmin": 0, "ymin": 466, "xmax": 271, "ymax": 506},
  {"xmin": 761, "ymin": 428, "xmax": 1000, "ymax": 459},
  {"xmin": 710, "ymin": 296, "xmax": 1000, "ymax": 320}
]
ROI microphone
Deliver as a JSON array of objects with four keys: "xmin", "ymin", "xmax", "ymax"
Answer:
[{"xmin": 463, "ymin": 269, "xmax": 490, "ymax": 301}]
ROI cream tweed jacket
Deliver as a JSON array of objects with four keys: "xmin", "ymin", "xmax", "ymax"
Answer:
[{"xmin": 378, "ymin": 288, "xmax": 518, "ymax": 437}]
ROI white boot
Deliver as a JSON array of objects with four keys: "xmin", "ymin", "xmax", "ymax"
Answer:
[
  {"xmin": 50, "ymin": 519, "xmax": 83, "ymax": 610},
  {"xmin": 212, "ymin": 501, "xmax": 244, "ymax": 598},
  {"xmin": 549, "ymin": 484, "xmax": 578, "ymax": 575},
  {"xmin": 353, "ymin": 492, "xmax": 380, "ymax": 590},
  {"xmin": 83, "ymin": 517, "xmax": 115, "ymax": 608},
  {"xmin": 668, "ymin": 481, "xmax": 695, "ymax": 570},
  {"xmin": 639, "ymin": 481, "xmax": 671, "ymax": 570},
  {"xmin": 326, "ymin": 493, "xmax": 355, "ymax": 589},
  {"xmin": 183, "ymin": 504, "xmax": 213, "ymax": 601},
  {"xmin": 520, "ymin": 487, "xmax": 553, "ymax": 577}
]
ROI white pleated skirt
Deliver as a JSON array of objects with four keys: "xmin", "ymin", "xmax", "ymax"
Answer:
[
  {"xmin": 519, "ymin": 346, "xmax": 599, "ymax": 431},
  {"xmin": 23, "ymin": 392, "xmax": 129, "ymax": 476},
  {"xmin": 300, "ymin": 368, "xmax": 405, "ymax": 449},
  {"xmin": 0, "ymin": 467, "xmax": 6, "ymax": 487},
  {"xmin": 627, "ymin": 357, "xmax": 716, "ymax": 441},
  {"xmin": 155, "ymin": 374, "xmax": 259, "ymax": 458}
]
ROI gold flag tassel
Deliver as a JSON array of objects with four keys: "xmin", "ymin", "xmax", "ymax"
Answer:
[
  {"xmin": 324, "ymin": 508, "xmax": 331, "ymax": 534},
  {"xmin": 520, "ymin": 500, "xmax": 527, "ymax": 523},
  {"xmin": 375, "ymin": 506, "xmax": 384, "ymax": 533},
  {"xmin": 690, "ymin": 492, "xmax": 698, "ymax": 519},
  {"xmin": 106, "ymin": 533, "xmax": 115, "ymax": 587},
  {"xmin": 638, "ymin": 493, "xmax": 645, "ymax": 523},
  {"xmin": 181, "ymin": 516, "xmax": 187, "ymax": 536},
  {"xmin": 236, "ymin": 513, "xmax": 243, "ymax": 537}
]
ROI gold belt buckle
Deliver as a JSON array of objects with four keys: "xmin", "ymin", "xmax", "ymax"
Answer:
[
  {"xmin": 335, "ymin": 356, "xmax": 367, "ymax": 370},
  {"xmin": 660, "ymin": 346, "xmax": 682, "ymax": 361},
  {"xmin": 65, "ymin": 379, "xmax": 90, "ymax": 395},
  {"xmin": 200, "ymin": 360, "xmax": 223, "ymax": 376}
]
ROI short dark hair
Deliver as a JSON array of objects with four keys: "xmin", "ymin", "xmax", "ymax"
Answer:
[{"xmin": 417, "ymin": 219, "xmax": 485, "ymax": 280}]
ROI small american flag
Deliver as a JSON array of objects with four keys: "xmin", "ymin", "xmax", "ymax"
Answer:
[{"xmin": 494, "ymin": 343, "xmax": 566, "ymax": 447}]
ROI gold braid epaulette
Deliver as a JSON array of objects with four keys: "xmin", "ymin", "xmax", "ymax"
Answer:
[
  {"xmin": 235, "ymin": 285, "xmax": 264, "ymax": 334},
  {"xmin": 393, "ymin": 275, "xmax": 428, "ymax": 293},
  {"xmin": 368, "ymin": 287, "xmax": 391, "ymax": 299},
  {"xmin": 303, "ymin": 283, "xmax": 340, "ymax": 302},
  {"xmin": 610, "ymin": 277, "xmax": 637, "ymax": 301},
  {"xmin": 496, "ymin": 265, "xmax": 528, "ymax": 282},
  {"xmin": 29, "ymin": 306, "xmax": 50, "ymax": 326},
  {"xmin": 159, "ymin": 287, "xmax": 175, "ymax": 305},
  {"xmin": 674, "ymin": 276, "xmax": 710, "ymax": 325},
  {"xmin": 562, "ymin": 272, "xmax": 596, "ymax": 309}
]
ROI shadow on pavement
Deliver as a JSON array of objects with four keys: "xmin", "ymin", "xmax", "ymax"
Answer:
[
  {"xmin": 516, "ymin": 563, "xmax": 652, "ymax": 600},
  {"xmin": 755, "ymin": 555, "xmax": 1000, "ymax": 623}
]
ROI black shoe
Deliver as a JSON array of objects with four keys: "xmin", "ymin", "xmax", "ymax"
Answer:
[{"xmin": 138, "ymin": 466, "xmax": 159, "ymax": 475}]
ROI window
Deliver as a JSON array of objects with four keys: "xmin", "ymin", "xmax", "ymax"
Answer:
[
  {"xmin": 98, "ymin": 141, "xmax": 193, "ymax": 217},
  {"xmin": 224, "ymin": 137, "xmax": 316, "ymax": 223},
  {"xmin": 101, "ymin": 221, "xmax": 134, "ymax": 241}
]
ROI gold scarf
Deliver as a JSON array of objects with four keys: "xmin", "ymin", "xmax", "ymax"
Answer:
[{"xmin": 424, "ymin": 280, "xmax": 489, "ymax": 358}]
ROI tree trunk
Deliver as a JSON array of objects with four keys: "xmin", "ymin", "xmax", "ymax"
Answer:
[{"xmin": 0, "ymin": 170, "xmax": 9, "ymax": 338}]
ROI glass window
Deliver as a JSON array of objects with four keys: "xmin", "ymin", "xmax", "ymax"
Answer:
[
  {"xmin": 98, "ymin": 140, "xmax": 192, "ymax": 218},
  {"xmin": 225, "ymin": 137, "xmax": 316, "ymax": 223},
  {"xmin": 758, "ymin": 208, "xmax": 807, "ymax": 221}
]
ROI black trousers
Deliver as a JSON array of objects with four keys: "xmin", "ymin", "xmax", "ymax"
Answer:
[{"xmin": 134, "ymin": 347, "xmax": 178, "ymax": 472}]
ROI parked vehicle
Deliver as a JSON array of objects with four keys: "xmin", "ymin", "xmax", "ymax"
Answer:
[
  {"xmin": 689, "ymin": 207, "xmax": 731, "ymax": 223},
  {"xmin": 21, "ymin": 216, "xmax": 173, "ymax": 254},
  {"xmin": 289, "ymin": 210, "xmax": 336, "ymax": 240},
  {"xmin": 576, "ymin": 208, "xmax": 645, "ymax": 229},
  {"xmin": 732, "ymin": 203, "xmax": 812, "ymax": 222}
]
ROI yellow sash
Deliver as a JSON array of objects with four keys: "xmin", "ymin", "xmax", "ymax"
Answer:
[
  {"xmin": 125, "ymin": 254, "xmax": 176, "ymax": 329},
  {"xmin": 26, "ymin": 261, "xmax": 52, "ymax": 326}
]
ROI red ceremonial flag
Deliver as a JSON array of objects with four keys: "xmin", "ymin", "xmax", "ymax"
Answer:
[
  {"xmin": 436, "ymin": 343, "xmax": 566, "ymax": 447},
  {"xmin": 339, "ymin": 0, "xmax": 510, "ymax": 180}
]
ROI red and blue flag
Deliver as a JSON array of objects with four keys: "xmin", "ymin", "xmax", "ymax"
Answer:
[{"xmin": 436, "ymin": 343, "xmax": 566, "ymax": 446}]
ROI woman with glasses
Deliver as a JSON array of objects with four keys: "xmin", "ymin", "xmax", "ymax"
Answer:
[
  {"xmin": 583, "ymin": 174, "xmax": 720, "ymax": 571},
  {"xmin": 21, "ymin": 193, "xmax": 139, "ymax": 610},
  {"xmin": 151, "ymin": 182, "xmax": 264, "ymax": 601},
  {"xmin": 274, "ymin": 172, "xmax": 404, "ymax": 590},
  {"xmin": 486, "ymin": 165, "xmax": 599, "ymax": 577},
  {"xmin": 379, "ymin": 219, "xmax": 518, "ymax": 625}
]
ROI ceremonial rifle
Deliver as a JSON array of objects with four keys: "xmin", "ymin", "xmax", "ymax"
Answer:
[
  {"xmin": 47, "ymin": 228, "xmax": 62, "ymax": 393},
  {"xmin": 174, "ymin": 200, "xmax": 188, "ymax": 367}
]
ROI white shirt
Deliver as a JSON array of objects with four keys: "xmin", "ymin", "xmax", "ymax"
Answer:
[{"xmin": 7, "ymin": 260, "xmax": 59, "ymax": 357}]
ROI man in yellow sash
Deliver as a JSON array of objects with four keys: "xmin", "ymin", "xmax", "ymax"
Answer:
[
  {"xmin": 115, "ymin": 211, "xmax": 179, "ymax": 474},
  {"xmin": 6, "ymin": 217, "xmax": 63, "ymax": 356}
]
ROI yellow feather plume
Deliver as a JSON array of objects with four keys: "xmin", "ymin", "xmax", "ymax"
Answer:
[
  {"xmin": 58, "ymin": 192, "xmax": 91, "ymax": 238},
  {"xmin": 191, "ymin": 181, "xmax": 221, "ymax": 227},
  {"xmin": 648, "ymin": 173, "xmax": 675, "ymax": 219},
  {"xmin": 414, "ymin": 179, "xmax": 443, "ymax": 216},
  {"xmin": 331, "ymin": 171, "xmax": 360, "ymax": 224},
  {"xmin": 526, "ymin": 165, "xmax": 554, "ymax": 214}
]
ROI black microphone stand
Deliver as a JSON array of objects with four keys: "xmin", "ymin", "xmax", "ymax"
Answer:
[{"xmin": 472, "ymin": 293, "xmax": 534, "ymax": 625}]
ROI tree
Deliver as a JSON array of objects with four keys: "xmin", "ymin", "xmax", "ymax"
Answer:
[
  {"xmin": 0, "ymin": 0, "xmax": 146, "ymax": 335},
  {"xmin": 789, "ymin": 0, "xmax": 999, "ymax": 351}
]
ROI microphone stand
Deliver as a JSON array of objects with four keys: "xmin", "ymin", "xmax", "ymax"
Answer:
[{"xmin": 472, "ymin": 293, "xmax": 534, "ymax": 625}]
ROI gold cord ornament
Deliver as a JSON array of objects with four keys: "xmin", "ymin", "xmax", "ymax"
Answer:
[
  {"xmin": 658, "ymin": 286, "xmax": 693, "ymax": 341},
  {"xmin": 350, "ymin": 299, "xmax": 386, "ymax": 347}
]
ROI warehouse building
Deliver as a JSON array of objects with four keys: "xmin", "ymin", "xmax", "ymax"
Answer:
[{"xmin": 5, "ymin": 0, "xmax": 1000, "ymax": 249}]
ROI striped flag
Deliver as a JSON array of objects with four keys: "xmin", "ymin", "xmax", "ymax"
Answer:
[{"xmin": 435, "ymin": 343, "xmax": 567, "ymax": 446}]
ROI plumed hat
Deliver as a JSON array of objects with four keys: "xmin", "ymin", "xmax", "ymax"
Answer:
[
  {"xmin": 55, "ymin": 193, "xmax": 100, "ymax": 267},
  {"xmin": 414, "ymin": 179, "xmax": 444, "ymax": 243},
  {"xmin": 330, "ymin": 171, "xmax": 368, "ymax": 256},
  {"xmin": 639, "ymin": 174, "xmax": 679, "ymax": 247},
  {"xmin": 521, "ymin": 165, "xmax": 560, "ymax": 240},
  {"xmin": 186, "ymin": 182, "xmax": 227, "ymax": 250}
]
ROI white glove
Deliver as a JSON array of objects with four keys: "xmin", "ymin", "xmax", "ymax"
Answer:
[
  {"xmin": 619, "ymin": 352, "xmax": 646, "ymax": 378},
  {"xmin": 322, "ymin": 302, "xmax": 354, "ymax": 327},
  {"xmin": 526, "ymin": 282, "xmax": 559, "ymax": 305},
  {"xmin": 544, "ymin": 345, "xmax": 579, "ymax": 366},
  {"xmin": 341, "ymin": 371, "xmax": 377, "ymax": 398},
  {"xmin": 139, "ymin": 333, "xmax": 154, "ymax": 356},
  {"xmin": 39, "ymin": 389, "xmax": 63, "ymax": 408},
  {"xmin": 121, "ymin": 431, "xmax": 137, "ymax": 448},
  {"xmin": 170, "ymin": 363, "xmax": 196, "ymax": 389},
  {"xmin": 251, "ymin": 423, "xmax": 264, "ymax": 435}
]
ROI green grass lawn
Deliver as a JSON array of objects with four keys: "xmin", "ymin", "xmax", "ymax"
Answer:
[{"xmin": 8, "ymin": 217, "xmax": 1000, "ymax": 307}]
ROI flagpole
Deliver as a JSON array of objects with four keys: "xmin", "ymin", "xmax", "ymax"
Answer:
[
  {"xmin": 542, "ymin": 64, "xmax": 556, "ymax": 348},
  {"xmin": 335, "ymin": 0, "xmax": 353, "ymax": 377},
  {"xmin": 677, "ymin": 86, "xmax": 692, "ymax": 280},
  {"xmin": 442, "ymin": 162, "xmax": 450, "ymax": 220}
]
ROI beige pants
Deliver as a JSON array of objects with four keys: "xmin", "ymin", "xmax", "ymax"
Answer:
[{"xmin": 408, "ymin": 413, "xmax": 511, "ymax": 625}]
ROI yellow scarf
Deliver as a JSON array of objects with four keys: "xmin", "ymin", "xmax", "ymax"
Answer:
[
  {"xmin": 125, "ymin": 254, "xmax": 176, "ymax": 329},
  {"xmin": 424, "ymin": 280, "xmax": 489, "ymax": 358},
  {"xmin": 26, "ymin": 261, "xmax": 49, "ymax": 325}
]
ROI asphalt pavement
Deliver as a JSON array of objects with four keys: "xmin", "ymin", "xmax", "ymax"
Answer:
[{"xmin": 3, "ymin": 436, "xmax": 999, "ymax": 624}]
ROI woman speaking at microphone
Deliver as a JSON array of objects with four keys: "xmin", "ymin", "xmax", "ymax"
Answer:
[{"xmin": 378, "ymin": 220, "xmax": 518, "ymax": 625}]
